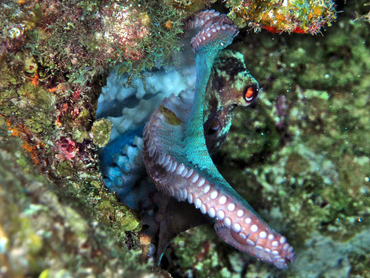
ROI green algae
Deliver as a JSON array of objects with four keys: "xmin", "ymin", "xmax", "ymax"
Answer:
[
  {"xmin": 168, "ymin": 1, "xmax": 370, "ymax": 276},
  {"xmin": 1, "ymin": 0, "xmax": 370, "ymax": 277},
  {"xmin": 0, "ymin": 1, "xmax": 181, "ymax": 276},
  {"xmin": 165, "ymin": 225, "xmax": 237, "ymax": 278},
  {"xmin": 90, "ymin": 118, "xmax": 112, "ymax": 147}
]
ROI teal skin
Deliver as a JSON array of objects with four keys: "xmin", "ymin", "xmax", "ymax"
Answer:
[{"xmin": 142, "ymin": 10, "xmax": 295, "ymax": 269}]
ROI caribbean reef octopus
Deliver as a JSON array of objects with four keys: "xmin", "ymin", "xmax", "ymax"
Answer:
[{"xmin": 100, "ymin": 10, "xmax": 296, "ymax": 269}]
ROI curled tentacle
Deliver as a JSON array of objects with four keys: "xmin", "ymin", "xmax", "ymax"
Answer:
[
  {"xmin": 186, "ymin": 9, "xmax": 223, "ymax": 30},
  {"xmin": 190, "ymin": 14, "xmax": 238, "ymax": 54},
  {"xmin": 143, "ymin": 91, "xmax": 296, "ymax": 268},
  {"xmin": 142, "ymin": 10, "xmax": 295, "ymax": 269}
]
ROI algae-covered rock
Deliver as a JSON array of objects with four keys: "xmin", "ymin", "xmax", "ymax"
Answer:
[
  {"xmin": 0, "ymin": 137, "xmax": 156, "ymax": 277},
  {"xmin": 90, "ymin": 118, "xmax": 112, "ymax": 148}
]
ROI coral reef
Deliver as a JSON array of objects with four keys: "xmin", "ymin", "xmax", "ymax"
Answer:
[
  {"xmin": 1, "ymin": 0, "xmax": 370, "ymax": 277},
  {"xmin": 225, "ymin": 0, "xmax": 336, "ymax": 34}
]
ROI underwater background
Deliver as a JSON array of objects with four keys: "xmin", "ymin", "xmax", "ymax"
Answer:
[{"xmin": 1, "ymin": 0, "xmax": 370, "ymax": 277}]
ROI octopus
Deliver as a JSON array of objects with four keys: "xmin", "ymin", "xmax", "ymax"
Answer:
[{"xmin": 100, "ymin": 10, "xmax": 295, "ymax": 269}]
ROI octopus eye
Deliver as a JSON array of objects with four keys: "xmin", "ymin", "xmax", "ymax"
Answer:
[
  {"xmin": 244, "ymin": 85, "xmax": 259, "ymax": 104},
  {"xmin": 245, "ymin": 87, "xmax": 255, "ymax": 102}
]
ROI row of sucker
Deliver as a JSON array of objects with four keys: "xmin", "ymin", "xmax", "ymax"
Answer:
[
  {"xmin": 186, "ymin": 9, "xmax": 221, "ymax": 30},
  {"xmin": 190, "ymin": 21, "xmax": 239, "ymax": 53},
  {"xmin": 142, "ymin": 93, "xmax": 295, "ymax": 269}
]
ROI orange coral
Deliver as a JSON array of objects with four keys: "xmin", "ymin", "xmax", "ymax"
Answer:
[
  {"xmin": 29, "ymin": 73, "xmax": 39, "ymax": 87},
  {"xmin": 226, "ymin": 0, "xmax": 336, "ymax": 35},
  {"xmin": 2, "ymin": 116, "xmax": 45, "ymax": 166}
]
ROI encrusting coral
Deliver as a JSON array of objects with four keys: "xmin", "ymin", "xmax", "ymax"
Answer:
[
  {"xmin": 225, "ymin": 0, "xmax": 336, "ymax": 34},
  {"xmin": 0, "ymin": 135, "xmax": 163, "ymax": 277}
]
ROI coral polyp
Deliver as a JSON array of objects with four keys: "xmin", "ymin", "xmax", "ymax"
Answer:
[{"xmin": 226, "ymin": 0, "xmax": 336, "ymax": 34}]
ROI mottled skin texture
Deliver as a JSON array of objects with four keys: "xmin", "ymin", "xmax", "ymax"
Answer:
[
  {"xmin": 142, "ymin": 10, "xmax": 295, "ymax": 268},
  {"xmin": 204, "ymin": 50, "xmax": 259, "ymax": 154}
]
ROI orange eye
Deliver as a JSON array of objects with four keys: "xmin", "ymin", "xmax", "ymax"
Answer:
[{"xmin": 245, "ymin": 87, "xmax": 255, "ymax": 101}]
